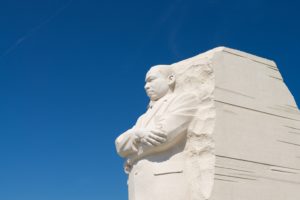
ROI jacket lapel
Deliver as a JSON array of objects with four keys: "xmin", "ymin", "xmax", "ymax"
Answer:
[{"xmin": 141, "ymin": 94, "xmax": 175, "ymax": 128}]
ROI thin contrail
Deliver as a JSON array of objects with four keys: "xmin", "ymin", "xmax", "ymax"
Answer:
[{"xmin": 0, "ymin": 0, "xmax": 73, "ymax": 59}]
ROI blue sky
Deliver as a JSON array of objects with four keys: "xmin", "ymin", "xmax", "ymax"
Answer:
[{"xmin": 0, "ymin": 0, "xmax": 299, "ymax": 199}]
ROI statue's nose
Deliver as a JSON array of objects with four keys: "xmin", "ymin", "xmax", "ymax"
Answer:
[{"xmin": 144, "ymin": 83, "xmax": 150, "ymax": 90}]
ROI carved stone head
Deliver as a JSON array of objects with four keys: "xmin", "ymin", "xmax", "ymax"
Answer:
[{"xmin": 144, "ymin": 65, "xmax": 175, "ymax": 101}]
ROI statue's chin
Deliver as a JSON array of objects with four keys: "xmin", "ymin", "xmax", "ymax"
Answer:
[
  {"xmin": 149, "ymin": 98, "xmax": 157, "ymax": 101},
  {"xmin": 148, "ymin": 94, "xmax": 158, "ymax": 101},
  {"xmin": 148, "ymin": 90, "xmax": 171, "ymax": 101}
]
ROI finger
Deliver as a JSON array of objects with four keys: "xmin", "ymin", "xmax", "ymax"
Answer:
[
  {"xmin": 141, "ymin": 138, "xmax": 153, "ymax": 146},
  {"xmin": 146, "ymin": 137, "xmax": 160, "ymax": 146},
  {"xmin": 131, "ymin": 142, "xmax": 138, "ymax": 152},
  {"xmin": 151, "ymin": 130, "xmax": 167, "ymax": 138},
  {"xmin": 150, "ymin": 129, "xmax": 163, "ymax": 133},
  {"xmin": 144, "ymin": 141, "xmax": 154, "ymax": 146},
  {"xmin": 149, "ymin": 134, "xmax": 165, "ymax": 143},
  {"xmin": 149, "ymin": 134, "xmax": 166, "ymax": 143}
]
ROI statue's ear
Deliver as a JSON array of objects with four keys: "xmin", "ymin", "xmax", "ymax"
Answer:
[{"xmin": 168, "ymin": 74, "xmax": 175, "ymax": 85}]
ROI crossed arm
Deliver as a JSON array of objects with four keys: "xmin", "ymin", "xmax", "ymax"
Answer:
[{"xmin": 115, "ymin": 93, "xmax": 198, "ymax": 159}]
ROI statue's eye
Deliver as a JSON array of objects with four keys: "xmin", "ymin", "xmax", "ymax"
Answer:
[{"xmin": 147, "ymin": 76, "xmax": 156, "ymax": 82}]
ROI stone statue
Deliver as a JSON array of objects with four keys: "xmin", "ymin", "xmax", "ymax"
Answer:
[
  {"xmin": 115, "ymin": 63, "xmax": 215, "ymax": 200},
  {"xmin": 116, "ymin": 47, "xmax": 300, "ymax": 200}
]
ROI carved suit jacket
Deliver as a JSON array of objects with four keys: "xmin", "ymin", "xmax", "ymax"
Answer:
[
  {"xmin": 115, "ymin": 92, "xmax": 211, "ymax": 200},
  {"xmin": 116, "ymin": 92, "xmax": 199, "ymax": 170}
]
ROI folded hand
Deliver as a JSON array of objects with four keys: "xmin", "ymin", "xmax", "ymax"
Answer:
[{"xmin": 141, "ymin": 129, "xmax": 167, "ymax": 146}]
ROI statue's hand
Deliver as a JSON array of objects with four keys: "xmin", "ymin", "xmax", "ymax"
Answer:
[
  {"xmin": 124, "ymin": 159, "xmax": 133, "ymax": 174},
  {"xmin": 131, "ymin": 129, "xmax": 167, "ymax": 153},
  {"xmin": 130, "ymin": 129, "xmax": 147, "ymax": 152},
  {"xmin": 141, "ymin": 129, "xmax": 167, "ymax": 146}
]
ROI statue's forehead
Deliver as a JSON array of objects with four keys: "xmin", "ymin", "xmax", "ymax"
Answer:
[{"xmin": 146, "ymin": 68, "xmax": 162, "ymax": 78}]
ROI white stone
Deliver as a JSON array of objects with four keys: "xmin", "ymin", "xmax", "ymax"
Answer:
[{"xmin": 115, "ymin": 47, "xmax": 300, "ymax": 200}]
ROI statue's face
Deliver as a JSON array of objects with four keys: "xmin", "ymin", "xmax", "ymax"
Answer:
[{"xmin": 144, "ymin": 68, "xmax": 170, "ymax": 101}]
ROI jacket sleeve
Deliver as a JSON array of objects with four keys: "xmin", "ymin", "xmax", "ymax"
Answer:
[
  {"xmin": 115, "ymin": 114, "xmax": 146, "ymax": 158},
  {"xmin": 115, "ymin": 129, "xmax": 136, "ymax": 158},
  {"xmin": 138, "ymin": 93, "xmax": 199, "ymax": 156},
  {"xmin": 160, "ymin": 93, "xmax": 198, "ymax": 143}
]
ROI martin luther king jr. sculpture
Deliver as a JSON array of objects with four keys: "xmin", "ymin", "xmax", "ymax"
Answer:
[
  {"xmin": 115, "ymin": 47, "xmax": 300, "ymax": 200},
  {"xmin": 115, "ymin": 62, "xmax": 216, "ymax": 200}
]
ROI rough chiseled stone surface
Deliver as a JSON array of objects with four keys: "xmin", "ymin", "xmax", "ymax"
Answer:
[{"xmin": 116, "ymin": 47, "xmax": 300, "ymax": 200}]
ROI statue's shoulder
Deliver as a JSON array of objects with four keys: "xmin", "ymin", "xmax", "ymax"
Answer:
[
  {"xmin": 172, "ymin": 92, "xmax": 199, "ymax": 103},
  {"xmin": 165, "ymin": 92, "xmax": 199, "ymax": 112}
]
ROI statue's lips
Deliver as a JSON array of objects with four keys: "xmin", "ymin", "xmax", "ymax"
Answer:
[{"xmin": 146, "ymin": 90, "xmax": 155, "ymax": 95}]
